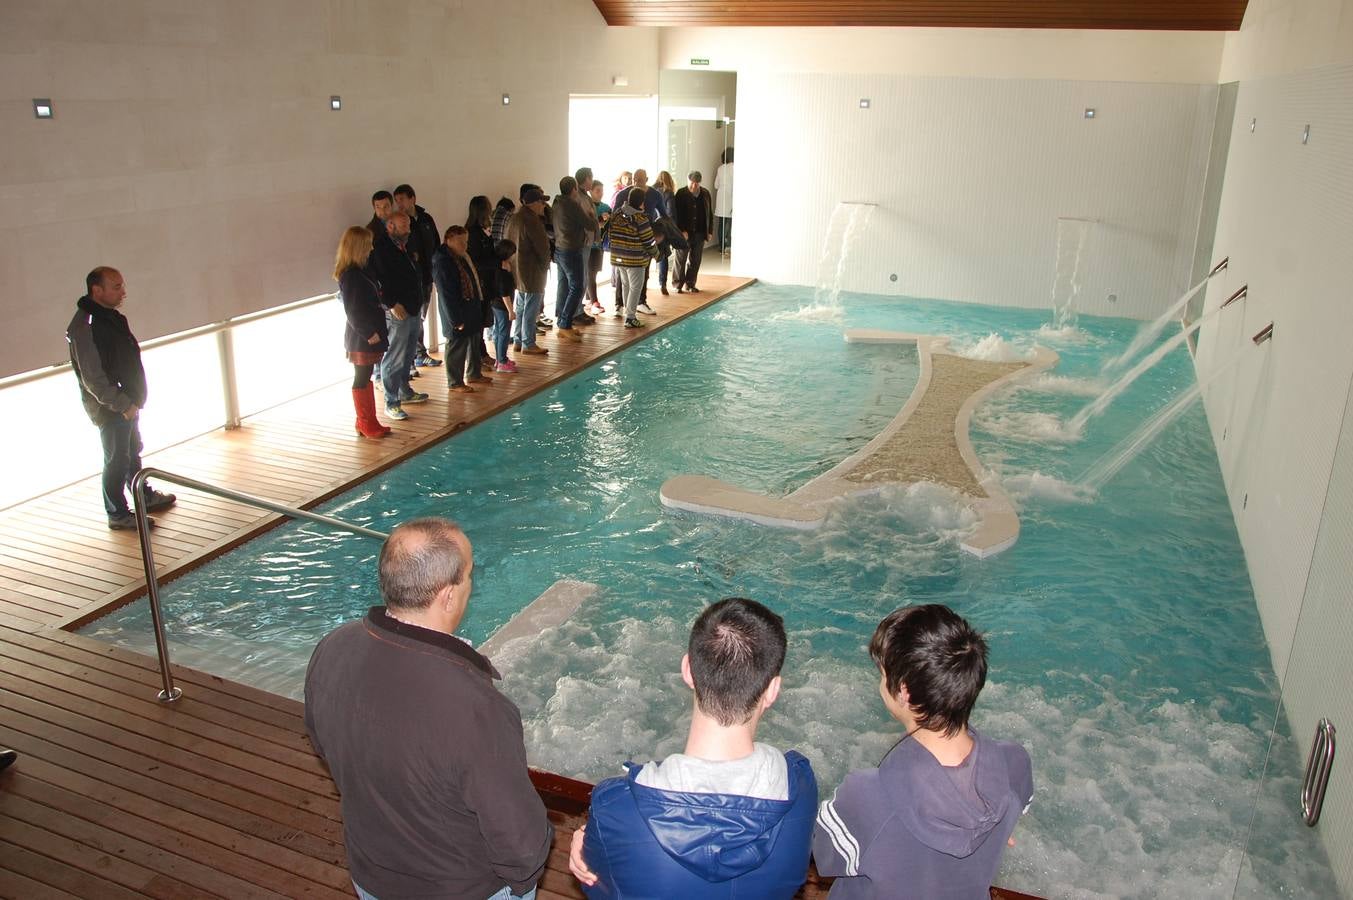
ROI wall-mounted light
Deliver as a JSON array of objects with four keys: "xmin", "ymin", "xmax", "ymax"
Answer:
[
  {"xmin": 858, "ymin": 98, "xmax": 871, "ymax": 109},
  {"xmin": 1249, "ymin": 117, "xmax": 1257, "ymax": 132},
  {"xmin": 33, "ymin": 98, "xmax": 53, "ymax": 119},
  {"xmin": 612, "ymin": 76, "xmax": 629, "ymax": 87},
  {"xmin": 1084, "ymin": 108, "xmax": 1096, "ymax": 119},
  {"xmin": 329, "ymin": 95, "xmax": 342, "ymax": 111},
  {"xmin": 1302, "ymin": 124, "xmax": 1311, "ymax": 145},
  {"xmin": 501, "ymin": 93, "xmax": 511, "ymax": 106}
]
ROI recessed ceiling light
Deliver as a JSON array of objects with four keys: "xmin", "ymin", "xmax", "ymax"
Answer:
[
  {"xmin": 859, "ymin": 98, "xmax": 871, "ymax": 109},
  {"xmin": 1084, "ymin": 108, "xmax": 1096, "ymax": 119},
  {"xmin": 502, "ymin": 93, "xmax": 511, "ymax": 106},
  {"xmin": 330, "ymin": 95, "xmax": 342, "ymax": 111}
]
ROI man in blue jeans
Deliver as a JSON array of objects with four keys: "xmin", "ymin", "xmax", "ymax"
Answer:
[
  {"xmin": 66, "ymin": 267, "xmax": 176, "ymax": 530},
  {"xmin": 551, "ymin": 175, "xmax": 593, "ymax": 342},
  {"xmin": 370, "ymin": 211, "xmax": 428, "ymax": 420}
]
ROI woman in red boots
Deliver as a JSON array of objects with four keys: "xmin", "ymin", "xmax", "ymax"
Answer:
[{"xmin": 334, "ymin": 225, "xmax": 391, "ymax": 438}]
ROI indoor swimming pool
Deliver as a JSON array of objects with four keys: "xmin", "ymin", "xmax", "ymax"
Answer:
[{"xmin": 82, "ymin": 283, "xmax": 1336, "ymax": 898}]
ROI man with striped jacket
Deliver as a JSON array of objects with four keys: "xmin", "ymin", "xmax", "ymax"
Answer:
[{"xmin": 606, "ymin": 185, "xmax": 661, "ymax": 329}]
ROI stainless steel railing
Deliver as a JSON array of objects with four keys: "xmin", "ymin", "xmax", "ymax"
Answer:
[{"xmin": 130, "ymin": 467, "xmax": 388, "ymax": 702}]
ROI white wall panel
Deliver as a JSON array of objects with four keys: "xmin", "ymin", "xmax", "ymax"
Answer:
[
  {"xmin": 0, "ymin": 0, "xmax": 659, "ymax": 378},
  {"xmin": 732, "ymin": 72, "xmax": 1219, "ymax": 321}
]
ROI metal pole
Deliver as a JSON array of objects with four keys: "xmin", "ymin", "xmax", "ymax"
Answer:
[
  {"xmin": 217, "ymin": 329, "xmax": 241, "ymax": 430},
  {"xmin": 129, "ymin": 467, "xmax": 390, "ymax": 704},
  {"xmin": 131, "ymin": 469, "xmax": 182, "ymax": 703}
]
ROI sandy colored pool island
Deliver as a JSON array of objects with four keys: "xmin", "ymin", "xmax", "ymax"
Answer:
[{"xmin": 660, "ymin": 329, "xmax": 1059, "ymax": 557}]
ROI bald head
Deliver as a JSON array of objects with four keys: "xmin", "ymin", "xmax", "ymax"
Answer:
[
  {"xmin": 633, "ymin": 169, "xmax": 649, "ymax": 187},
  {"xmin": 378, "ymin": 518, "xmax": 471, "ymax": 611},
  {"xmin": 387, "ymin": 211, "xmax": 411, "ymax": 241},
  {"xmin": 86, "ymin": 267, "xmax": 126, "ymax": 309}
]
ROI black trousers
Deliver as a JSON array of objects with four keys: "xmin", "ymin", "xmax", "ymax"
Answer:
[
  {"xmin": 674, "ymin": 236, "xmax": 706, "ymax": 288},
  {"xmin": 444, "ymin": 326, "xmax": 482, "ymax": 386}
]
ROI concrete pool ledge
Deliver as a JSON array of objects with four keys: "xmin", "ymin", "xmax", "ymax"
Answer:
[{"xmin": 660, "ymin": 330, "xmax": 1059, "ymax": 558}]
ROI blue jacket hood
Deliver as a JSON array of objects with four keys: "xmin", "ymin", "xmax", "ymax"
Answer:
[{"xmin": 583, "ymin": 750, "xmax": 816, "ymax": 899}]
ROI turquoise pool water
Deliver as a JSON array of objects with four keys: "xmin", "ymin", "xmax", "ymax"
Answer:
[{"xmin": 84, "ymin": 285, "xmax": 1333, "ymax": 898}]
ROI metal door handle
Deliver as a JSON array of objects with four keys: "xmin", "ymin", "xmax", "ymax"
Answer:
[{"xmin": 1302, "ymin": 718, "xmax": 1337, "ymax": 827}]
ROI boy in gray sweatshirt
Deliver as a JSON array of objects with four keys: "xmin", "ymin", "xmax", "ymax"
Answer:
[{"xmin": 813, "ymin": 604, "xmax": 1033, "ymax": 899}]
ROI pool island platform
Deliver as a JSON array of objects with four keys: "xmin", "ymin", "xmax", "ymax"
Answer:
[
  {"xmin": 661, "ymin": 330, "xmax": 1059, "ymax": 557},
  {"xmin": 0, "ymin": 278, "xmax": 1043, "ymax": 899}
]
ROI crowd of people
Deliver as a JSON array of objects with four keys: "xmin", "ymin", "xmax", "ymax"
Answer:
[
  {"xmin": 305, "ymin": 517, "xmax": 1034, "ymax": 900},
  {"xmin": 335, "ymin": 167, "xmax": 718, "ymax": 436}
]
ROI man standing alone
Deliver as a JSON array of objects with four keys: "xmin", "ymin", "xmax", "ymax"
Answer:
[
  {"xmin": 66, "ymin": 267, "xmax": 176, "ymax": 530},
  {"xmin": 306, "ymin": 518, "xmax": 552, "ymax": 900},
  {"xmin": 673, "ymin": 171, "xmax": 714, "ymax": 293}
]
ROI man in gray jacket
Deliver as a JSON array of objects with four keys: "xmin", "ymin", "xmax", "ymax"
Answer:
[
  {"xmin": 66, "ymin": 266, "xmax": 176, "ymax": 530},
  {"xmin": 551, "ymin": 176, "xmax": 594, "ymax": 341},
  {"xmin": 306, "ymin": 518, "xmax": 552, "ymax": 900}
]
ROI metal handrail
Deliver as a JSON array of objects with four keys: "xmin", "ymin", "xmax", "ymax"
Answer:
[
  {"xmin": 0, "ymin": 291, "xmax": 338, "ymax": 391},
  {"xmin": 131, "ymin": 467, "xmax": 388, "ymax": 703}
]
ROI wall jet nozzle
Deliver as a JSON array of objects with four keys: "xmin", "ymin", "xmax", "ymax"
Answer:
[
  {"xmin": 1207, "ymin": 257, "xmax": 1229, "ymax": 278},
  {"xmin": 1253, "ymin": 323, "xmax": 1274, "ymax": 345},
  {"xmin": 1221, "ymin": 285, "xmax": 1248, "ymax": 309}
]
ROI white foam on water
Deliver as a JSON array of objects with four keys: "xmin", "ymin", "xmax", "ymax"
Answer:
[
  {"xmin": 1000, "ymin": 471, "xmax": 1095, "ymax": 506},
  {"xmin": 973, "ymin": 406, "xmax": 1083, "ymax": 444},
  {"xmin": 953, "ymin": 332, "xmax": 1037, "ymax": 362},
  {"xmin": 496, "ymin": 622, "xmax": 1332, "ymax": 899},
  {"xmin": 1036, "ymin": 323, "xmax": 1100, "ymax": 345},
  {"xmin": 1020, "ymin": 373, "xmax": 1106, "ymax": 398},
  {"xmin": 770, "ymin": 303, "xmax": 846, "ymax": 324}
]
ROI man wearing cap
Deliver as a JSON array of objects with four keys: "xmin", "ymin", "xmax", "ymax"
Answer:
[
  {"xmin": 507, "ymin": 187, "xmax": 551, "ymax": 356},
  {"xmin": 673, "ymin": 171, "xmax": 714, "ymax": 293},
  {"xmin": 306, "ymin": 518, "xmax": 552, "ymax": 900}
]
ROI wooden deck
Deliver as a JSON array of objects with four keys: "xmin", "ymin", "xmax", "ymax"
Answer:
[{"xmin": 0, "ymin": 271, "xmax": 1040, "ymax": 900}]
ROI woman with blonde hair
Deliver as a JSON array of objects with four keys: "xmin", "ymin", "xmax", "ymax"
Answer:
[{"xmin": 334, "ymin": 225, "xmax": 391, "ymax": 438}]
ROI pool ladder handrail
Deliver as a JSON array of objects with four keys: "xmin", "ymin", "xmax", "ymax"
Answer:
[{"xmin": 130, "ymin": 467, "xmax": 389, "ymax": 704}]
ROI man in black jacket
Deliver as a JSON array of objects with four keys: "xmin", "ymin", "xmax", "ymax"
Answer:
[
  {"xmin": 393, "ymin": 184, "xmax": 443, "ymax": 369},
  {"xmin": 673, "ymin": 171, "xmax": 714, "ymax": 293},
  {"xmin": 305, "ymin": 518, "xmax": 552, "ymax": 900},
  {"xmin": 370, "ymin": 212, "xmax": 428, "ymax": 420},
  {"xmin": 66, "ymin": 267, "xmax": 176, "ymax": 530}
]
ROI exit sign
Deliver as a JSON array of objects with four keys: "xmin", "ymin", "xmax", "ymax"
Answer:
[{"xmin": 690, "ymin": 58, "xmax": 710, "ymax": 66}]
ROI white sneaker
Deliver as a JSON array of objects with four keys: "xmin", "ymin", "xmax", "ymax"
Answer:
[{"xmin": 636, "ymin": 303, "xmax": 657, "ymax": 316}]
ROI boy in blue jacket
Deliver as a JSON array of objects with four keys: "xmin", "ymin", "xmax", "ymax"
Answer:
[
  {"xmin": 569, "ymin": 598, "xmax": 816, "ymax": 899},
  {"xmin": 814, "ymin": 605, "xmax": 1033, "ymax": 899}
]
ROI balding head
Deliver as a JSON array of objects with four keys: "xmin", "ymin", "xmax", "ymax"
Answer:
[
  {"xmin": 387, "ymin": 211, "xmax": 411, "ymax": 241},
  {"xmin": 378, "ymin": 518, "xmax": 471, "ymax": 612},
  {"xmin": 86, "ymin": 267, "xmax": 126, "ymax": 309},
  {"xmin": 633, "ymin": 169, "xmax": 649, "ymax": 187}
]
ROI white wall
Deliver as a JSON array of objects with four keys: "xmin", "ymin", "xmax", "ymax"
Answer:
[
  {"xmin": 1195, "ymin": 0, "xmax": 1353, "ymax": 893},
  {"xmin": 0, "ymin": 0, "xmax": 658, "ymax": 379},
  {"xmin": 661, "ymin": 26, "xmax": 1225, "ymax": 83},
  {"xmin": 732, "ymin": 71, "xmax": 1220, "ymax": 320}
]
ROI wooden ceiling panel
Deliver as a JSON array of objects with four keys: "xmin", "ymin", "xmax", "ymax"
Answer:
[{"xmin": 592, "ymin": 1, "xmax": 1248, "ymax": 31}]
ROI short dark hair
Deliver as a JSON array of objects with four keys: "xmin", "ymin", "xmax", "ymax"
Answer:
[
  {"xmin": 574, "ymin": 167, "xmax": 593, "ymax": 185},
  {"xmin": 393, "ymin": 184, "xmax": 415, "ymax": 199},
  {"xmin": 377, "ymin": 518, "xmax": 467, "ymax": 611},
  {"xmin": 85, "ymin": 266, "xmax": 116, "ymax": 293},
  {"xmin": 688, "ymin": 598, "xmax": 786, "ymax": 726},
  {"xmin": 444, "ymin": 224, "xmax": 468, "ymax": 240},
  {"xmin": 371, "ymin": 190, "xmax": 393, "ymax": 204},
  {"xmin": 496, "ymin": 196, "xmax": 516, "ymax": 210},
  {"xmin": 627, "ymin": 185, "xmax": 645, "ymax": 205},
  {"xmin": 558, "ymin": 176, "xmax": 577, "ymax": 196},
  {"xmin": 870, "ymin": 605, "xmax": 988, "ymax": 737},
  {"xmin": 494, "ymin": 238, "xmax": 517, "ymax": 260}
]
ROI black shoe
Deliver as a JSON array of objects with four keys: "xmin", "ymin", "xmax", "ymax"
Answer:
[
  {"xmin": 660, "ymin": 284, "xmax": 669, "ymax": 296},
  {"xmin": 624, "ymin": 318, "xmax": 644, "ymax": 329},
  {"xmin": 687, "ymin": 284, "xmax": 700, "ymax": 293},
  {"xmin": 0, "ymin": 749, "xmax": 16, "ymax": 771},
  {"xmin": 575, "ymin": 313, "xmax": 596, "ymax": 325},
  {"xmin": 109, "ymin": 513, "xmax": 155, "ymax": 531},
  {"xmin": 144, "ymin": 489, "xmax": 177, "ymax": 512}
]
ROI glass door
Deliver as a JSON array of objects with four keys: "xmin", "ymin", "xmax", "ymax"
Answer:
[{"xmin": 1234, "ymin": 371, "xmax": 1353, "ymax": 897}]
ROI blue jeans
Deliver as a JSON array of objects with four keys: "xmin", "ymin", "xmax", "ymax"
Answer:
[
  {"xmin": 513, "ymin": 291, "xmax": 543, "ymax": 348},
  {"xmin": 553, "ymin": 248, "xmax": 585, "ymax": 328},
  {"xmin": 354, "ymin": 882, "xmax": 536, "ymax": 900},
  {"xmin": 491, "ymin": 306, "xmax": 511, "ymax": 362},
  {"xmin": 99, "ymin": 414, "xmax": 144, "ymax": 517},
  {"xmin": 381, "ymin": 309, "xmax": 420, "ymax": 403}
]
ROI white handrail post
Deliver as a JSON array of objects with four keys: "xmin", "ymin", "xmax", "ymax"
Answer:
[{"xmin": 217, "ymin": 328, "xmax": 241, "ymax": 430}]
